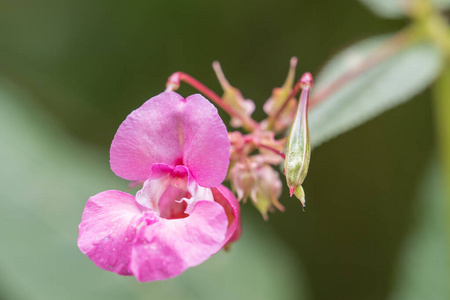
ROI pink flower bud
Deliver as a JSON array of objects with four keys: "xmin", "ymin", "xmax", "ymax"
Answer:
[
  {"xmin": 230, "ymin": 157, "xmax": 284, "ymax": 220},
  {"xmin": 250, "ymin": 164, "xmax": 284, "ymax": 220},
  {"xmin": 230, "ymin": 161, "xmax": 256, "ymax": 202}
]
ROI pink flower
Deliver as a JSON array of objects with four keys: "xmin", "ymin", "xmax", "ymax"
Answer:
[{"xmin": 78, "ymin": 92, "xmax": 240, "ymax": 282}]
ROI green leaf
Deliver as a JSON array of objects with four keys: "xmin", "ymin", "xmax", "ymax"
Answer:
[
  {"xmin": 434, "ymin": 0, "xmax": 450, "ymax": 10},
  {"xmin": 359, "ymin": 0, "xmax": 450, "ymax": 19},
  {"xmin": 359, "ymin": 0, "xmax": 408, "ymax": 18},
  {"xmin": 390, "ymin": 157, "xmax": 450, "ymax": 300},
  {"xmin": 0, "ymin": 78, "xmax": 310, "ymax": 300},
  {"xmin": 309, "ymin": 35, "xmax": 443, "ymax": 147}
]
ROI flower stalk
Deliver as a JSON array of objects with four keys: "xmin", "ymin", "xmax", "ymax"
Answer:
[
  {"xmin": 431, "ymin": 21, "xmax": 450, "ymax": 277},
  {"xmin": 166, "ymin": 71, "xmax": 259, "ymax": 131}
]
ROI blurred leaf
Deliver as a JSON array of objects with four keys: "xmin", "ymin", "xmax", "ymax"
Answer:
[
  {"xmin": 359, "ymin": 0, "xmax": 450, "ymax": 19},
  {"xmin": 359, "ymin": 0, "xmax": 409, "ymax": 18},
  {"xmin": 0, "ymin": 78, "xmax": 309, "ymax": 300},
  {"xmin": 309, "ymin": 35, "xmax": 442, "ymax": 147},
  {"xmin": 434, "ymin": 0, "xmax": 450, "ymax": 10},
  {"xmin": 390, "ymin": 157, "xmax": 450, "ymax": 300}
]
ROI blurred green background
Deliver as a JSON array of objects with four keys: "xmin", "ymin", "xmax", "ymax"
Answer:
[{"xmin": 0, "ymin": 1, "xmax": 448, "ymax": 300}]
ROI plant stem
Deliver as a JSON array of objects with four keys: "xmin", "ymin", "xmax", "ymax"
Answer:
[
  {"xmin": 166, "ymin": 72, "xmax": 259, "ymax": 132},
  {"xmin": 257, "ymin": 143, "xmax": 286, "ymax": 159},
  {"xmin": 424, "ymin": 0, "xmax": 450, "ymax": 274},
  {"xmin": 433, "ymin": 47, "xmax": 450, "ymax": 267}
]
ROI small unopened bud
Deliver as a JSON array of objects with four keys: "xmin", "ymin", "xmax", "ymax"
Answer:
[
  {"xmin": 229, "ymin": 157, "xmax": 284, "ymax": 220},
  {"xmin": 213, "ymin": 61, "xmax": 255, "ymax": 128},
  {"xmin": 250, "ymin": 164, "xmax": 284, "ymax": 220},
  {"xmin": 293, "ymin": 185, "xmax": 306, "ymax": 208},
  {"xmin": 263, "ymin": 57, "xmax": 298, "ymax": 132},
  {"xmin": 230, "ymin": 162, "xmax": 255, "ymax": 202},
  {"xmin": 165, "ymin": 72, "xmax": 181, "ymax": 92},
  {"xmin": 284, "ymin": 72, "xmax": 313, "ymax": 199}
]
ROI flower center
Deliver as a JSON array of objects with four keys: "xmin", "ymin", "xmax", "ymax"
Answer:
[
  {"xmin": 135, "ymin": 169, "xmax": 192, "ymax": 220},
  {"xmin": 157, "ymin": 184, "xmax": 190, "ymax": 219}
]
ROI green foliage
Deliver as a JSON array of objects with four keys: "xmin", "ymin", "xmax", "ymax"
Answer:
[
  {"xmin": 359, "ymin": 0, "xmax": 410, "ymax": 19},
  {"xmin": 0, "ymin": 79, "xmax": 309, "ymax": 300},
  {"xmin": 390, "ymin": 158, "xmax": 450, "ymax": 300},
  {"xmin": 359, "ymin": 0, "xmax": 450, "ymax": 19},
  {"xmin": 308, "ymin": 35, "xmax": 443, "ymax": 147},
  {"xmin": 430, "ymin": 0, "xmax": 450, "ymax": 10}
]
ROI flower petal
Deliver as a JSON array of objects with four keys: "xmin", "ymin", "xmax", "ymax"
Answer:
[
  {"xmin": 78, "ymin": 190, "xmax": 144, "ymax": 275},
  {"xmin": 182, "ymin": 94, "xmax": 230, "ymax": 187},
  {"xmin": 130, "ymin": 200, "xmax": 228, "ymax": 282},
  {"xmin": 212, "ymin": 185, "xmax": 241, "ymax": 246},
  {"xmin": 110, "ymin": 92, "xmax": 230, "ymax": 187}
]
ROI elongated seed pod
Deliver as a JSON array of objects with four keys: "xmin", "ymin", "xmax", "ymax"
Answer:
[{"xmin": 284, "ymin": 72, "xmax": 313, "ymax": 197}]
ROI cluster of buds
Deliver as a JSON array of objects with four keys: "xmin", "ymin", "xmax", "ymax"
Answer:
[{"xmin": 166, "ymin": 58, "xmax": 313, "ymax": 219}]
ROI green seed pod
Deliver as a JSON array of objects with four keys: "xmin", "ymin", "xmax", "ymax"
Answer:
[{"xmin": 284, "ymin": 72, "xmax": 313, "ymax": 197}]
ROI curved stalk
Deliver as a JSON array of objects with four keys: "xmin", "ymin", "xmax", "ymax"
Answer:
[{"xmin": 166, "ymin": 72, "xmax": 259, "ymax": 131}]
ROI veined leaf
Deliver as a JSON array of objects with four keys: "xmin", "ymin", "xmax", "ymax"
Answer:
[
  {"xmin": 359, "ymin": 0, "xmax": 450, "ymax": 19},
  {"xmin": 309, "ymin": 35, "xmax": 443, "ymax": 148}
]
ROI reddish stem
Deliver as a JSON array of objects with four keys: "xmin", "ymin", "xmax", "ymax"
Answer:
[
  {"xmin": 166, "ymin": 72, "xmax": 259, "ymax": 131},
  {"xmin": 258, "ymin": 143, "xmax": 286, "ymax": 159},
  {"xmin": 241, "ymin": 134, "xmax": 286, "ymax": 159}
]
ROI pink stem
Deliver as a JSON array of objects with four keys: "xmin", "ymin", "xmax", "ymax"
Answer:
[
  {"xmin": 242, "ymin": 135, "xmax": 286, "ymax": 159},
  {"xmin": 166, "ymin": 72, "xmax": 259, "ymax": 131},
  {"xmin": 258, "ymin": 143, "xmax": 286, "ymax": 159}
]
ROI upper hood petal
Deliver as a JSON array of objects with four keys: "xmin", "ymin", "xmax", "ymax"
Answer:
[{"xmin": 110, "ymin": 92, "xmax": 230, "ymax": 187}]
